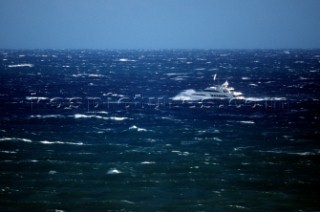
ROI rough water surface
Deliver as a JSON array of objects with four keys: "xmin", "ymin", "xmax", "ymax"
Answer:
[{"xmin": 0, "ymin": 49, "xmax": 320, "ymax": 211}]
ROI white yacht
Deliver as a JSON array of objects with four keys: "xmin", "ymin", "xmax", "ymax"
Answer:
[
  {"xmin": 192, "ymin": 81, "xmax": 244, "ymax": 100},
  {"xmin": 173, "ymin": 79, "xmax": 244, "ymax": 101}
]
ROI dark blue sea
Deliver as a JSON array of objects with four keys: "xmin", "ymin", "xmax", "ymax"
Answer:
[{"xmin": 1, "ymin": 49, "xmax": 320, "ymax": 211}]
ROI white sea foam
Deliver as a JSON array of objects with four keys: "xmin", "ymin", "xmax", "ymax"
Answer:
[
  {"xmin": 40, "ymin": 140, "xmax": 84, "ymax": 146},
  {"xmin": 171, "ymin": 150, "xmax": 190, "ymax": 156},
  {"xmin": 229, "ymin": 205, "xmax": 247, "ymax": 210},
  {"xmin": 1, "ymin": 137, "xmax": 82, "ymax": 146},
  {"xmin": 239, "ymin": 120, "xmax": 255, "ymax": 124},
  {"xmin": 171, "ymin": 76, "xmax": 188, "ymax": 81},
  {"xmin": 106, "ymin": 168, "xmax": 122, "ymax": 175},
  {"xmin": 118, "ymin": 58, "xmax": 136, "ymax": 62},
  {"xmin": 8, "ymin": 63, "xmax": 34, "ymax": 68},
  {"xmin": 26, "ymin": 96, "xmax": 49, "ymax": 102},
  {"xmin": 88, "ymin": 74, "xmax": 104, "ymax": 78},
  {"xmin": 73, "ymin": 114, "xmax": 128, "ymax": 121},
  {"xmin": 140, "ymin": 161, "xmax": 156, "ymax": 165},
  {"xmin": 258, "ymin": 150, "xmax": 320, "ymax": 156},
  {"xmin": 194, "ymin": 68, "xmax": 206, "ymax": 71},
  {"xmin": 94, "ymin": 111, "xmax": 109, "ymax": 115},
  {"xmin": 128, "ymin": 125, "xmax": 147, "ymax": 132},
  {"xmin": 166, "ymin": 73, "xmax": 182, "ymax": 76},
  {"xmin": 29, "ymin": 114, "xmax": 65, "ymax": 119},
  {"xmin": 0, "ymin": 137, "xmax": 32, "ymax": 143},
  {"xmin": 233, "ymin": 146, "xmax": 256, "ymax": 151},
  {"xmin": 241, "ymin": 77, "xmax": 251, "ymax": 80},
  {"xmin": 72, "ymin": 73, "xmax": 105, "ymax": 78},
  {"xmin": 110, "ymin": 116, "xmax": 127, "ymax": 121}
]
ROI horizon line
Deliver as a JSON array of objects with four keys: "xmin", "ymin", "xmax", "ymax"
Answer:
[{"xmin": 1, "ymin": 48, "xmax": 320, "ymax": 51}]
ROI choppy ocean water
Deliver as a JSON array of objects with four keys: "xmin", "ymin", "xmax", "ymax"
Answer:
[{"xmin": 0, "ymin": 49, "xmax": 320, "ymax": 211}]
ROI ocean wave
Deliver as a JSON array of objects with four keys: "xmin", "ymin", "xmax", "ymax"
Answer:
[
  {"xmin": 171, "ymin": 150, "xmax": 190, "ymax": 156},
  {"xmin": 0, "ymin": 137, "xmax": 32, "ymax": 143},
  {"xmin": 118, "ymin": 58, "xmax": 136, "ymax": 62},
  {"xmin": 39, "ymin": 140, "xmax": 84, "ymax": 146},
  {"xmin": 92, "ymin": 111, "xmax": 109, "ymax": 115},
  {"xmin": 72, "ymin": 73, "xmax": 106, "ymax": 78},
  {"xmin": 73, "ymin": 114, "xmax": 128, "ymax": 121},
  {"xmin": 128, "ymin": 125, "xmax": 148, "ymax": 132},
  {"xmin": 239, "ymin": 120, "xmax": 255, "ymax": 125},
  {"xmin": 8, "ymin": 63, "xmax": 34, "ymax": 68},
  {"xmin": 26, "ymin": 96, "xmax": 49, "ymax": 102},
  {"xmin": 106, "ymin": 168, "xmax": 122, "ymax": 174},
  {"xmin": 110, "ymin": 116, "xmax": 128, "ymax": 121},
  {"xmin": 29, "ymin": 114, "xmax": 65, "ymax": 119},
  {"xmin": 0, "ymin": 137, "xmax": 84, "ymax": 146},
  {"xmin": 28, "ymin": 113, "xmax": 128, "ymax": 121},
  {"xmin": 140, "ymin": 161, "xmax": 156, "ymax": 165},
  {"xmin": 258, "ymin": 150, "xmax": 320, "ymax": 156}
]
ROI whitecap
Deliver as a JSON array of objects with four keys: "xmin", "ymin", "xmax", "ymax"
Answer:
[
  {"xmin": 233, "ymin": 146, "xmax": 256, "ymax": 151},
  {"xmin": 8, "ymin": 63, "xmax": 34, "ymax": 68},
  {"xmin": 239, "ymin": 121, "xmax": 255, "ymax": 124},
  {"xmin": 26, "ymin": 96, "xmax": 49, "ymax": 102},
  {"xmin": 94, "ymin": 111, "xmax": 109, "ymax": 115},
  {"xmin": 40, "ymin": 140, "xmax": 64, "ymax": 145},
  {"xmin": 29, "ymin": 114, "xmax": 65, "ymax": 119},
  {"xmin": 88, "ymin": 74, "xmax": 105, "ymax": 78},
  {"xmin": 258, "ymin": 150, "xmax": 320, "ymax": 156},
  {"xmin": 40, "ymin": 140, "xmax": 84, "ymax": 146},
  {"xmin": 118, "ymin": 58, "xmax": 136, "ymax": 62},
  {"xmin": 128, "ymin": 125, "xmax": 147, "ymax": 132},
  {"xmin": 171, "ymin": 150, "xmax": 190, "ymax": 156},
  {"xmin": 72, "ymin": 73, "xmax": 85, "ymax": 77},
  {"xmin": 0, "ymin": 137, "xmax": 32, "ymax": 143},
  {"xmin": 241, "ymin": 77, "xmax": 251, "ymax": 80},
  {"xmin": 171, "ymin": 76, "xmax": 188, "ymax": 81},
  {"xmin": 271, "ymin": 97, "xmax": 286, "ymax": 101},
  {"xmin": 140, "ymin": 161, "xmax": 156, "ymax": 165},
  {"xmin": 74, "ymin": 114, "xmax": 106, "ymax": 120},
  {"xmin": 73, "ymin": 114, "xmax": 128, "ymax": 121},
  {"xmin": 229, "ymin": 205, "xmax": 247, "ymax": 210},
  {"xmin": 53, "ymin": 209, "xmax": 65, "ymax": 212},
  {"xmin": 109, "ymin": 116, "xmax": 128, "ymax": 121},
  {"xmin": 194, "ymin": 68, "xmax": 206, "ymax": 71},
  {"xmin": 106, "ymin": 168, "xmax": 122, "ymax": 175},
  {"xmin": 166, "ymin": 73, "xmax": 181, "ymax": 76}
]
